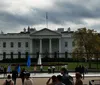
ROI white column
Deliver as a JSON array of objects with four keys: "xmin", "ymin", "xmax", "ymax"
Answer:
[
  {"xmin": 29, "ymin": 39, "xmax": 33, "ymax": 58},
  {"xmin": 49, "ymin": 38, "xmax": 52, "ymax": 57},
  {"xmin": 59, "ymin": 38, "xmax": 61, "ymax": 58},
  {"xmin": 40, "ymin": 39, "xmax": 42, "ymax": 54}
]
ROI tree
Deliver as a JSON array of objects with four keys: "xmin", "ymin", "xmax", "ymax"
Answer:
[{"xmin": 72, "ymin": 28, "xmax": 100, "ymax": 68}]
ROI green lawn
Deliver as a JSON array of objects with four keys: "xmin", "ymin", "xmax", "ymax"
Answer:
[{"xmin": 1, "ymin": 62, "xmax": 100, "ymax": 72}]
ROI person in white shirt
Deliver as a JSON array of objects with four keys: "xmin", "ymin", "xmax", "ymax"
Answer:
[
  {"xmin": 40, "ymin": 65, "xmax": 43, "ymax": 72},
  {"xmin": 24, "ymin": 72, "xmax": 34, "ymax": 85},
  {"xmin": 52, "ymin": 66, "xmax": 55, "ymax": 73},
  {"xmin": 3, "ymin": 75, "xmax": 14, "ymax": 85}
]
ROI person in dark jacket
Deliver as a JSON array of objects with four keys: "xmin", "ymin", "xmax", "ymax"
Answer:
[
  {"xmin": 60, "ymin": 68, "xmax": 74, "ymax": 85},
  {"xmin": 20, "ymin": 68, "xmax": 26, "ymax": 85},
  {"xmin": 12, "ymin": 67, "xmax": 18, "ymax": 85}
]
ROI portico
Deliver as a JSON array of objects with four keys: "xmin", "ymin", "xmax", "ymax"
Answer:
[{"xmin": 30, "ymin": 28, "xmax": 62, "ymax": 58}]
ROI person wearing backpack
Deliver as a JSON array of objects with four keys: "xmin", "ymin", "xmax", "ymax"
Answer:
[
  {"xmin": 3, "ymin": 75, "xmax": 14, "ymax": 85},
  {"xmin": 60, "ymin": 68, "xmax": 74, "ymax": 85}
]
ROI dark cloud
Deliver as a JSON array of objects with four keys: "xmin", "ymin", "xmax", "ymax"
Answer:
[{"xmin": 0, "ymin": 0, "xmax": 100, "ymax": 32}]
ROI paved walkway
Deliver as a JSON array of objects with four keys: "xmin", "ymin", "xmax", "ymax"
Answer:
[{"xmin": 1, "ymin": 72, "xmax": 100, "ymax": 78}]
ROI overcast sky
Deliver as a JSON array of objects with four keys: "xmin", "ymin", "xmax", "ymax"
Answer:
[{"xmin": 0, "ymin": 0, "xmax": 100, "ymax": 33}]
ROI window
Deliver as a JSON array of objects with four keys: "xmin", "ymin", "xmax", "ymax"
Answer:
[
  {"xmin": 18, "ymin": 52, "xmax": 21, "ymax": 58},
  {"xmin": 11, "ymin": 52, "xmax": 13, "ymax": 59},
  {"xmin": 18, "ymin": 42, "xmax": 21, "ymax": 48},
  {"xmin": 25, "ymin": 42, "xmax": 28, "ymax": 47},
  {"xmin": 11, "ymin": 42, "xmax": 14, "ymax": 47},
  {"xmin": 65, "ymin": 42, "xmax": 68, "ymax": 47},
  {"xmin": 3, "ymin": 52, "xmax": 6, "ymax": 59},
  {"xmin": 3, "ymin": 42, "xmax": 6, "ymax": 48}
]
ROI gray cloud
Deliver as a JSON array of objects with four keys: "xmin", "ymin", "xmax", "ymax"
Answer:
[{"xmin": 0, "ymin": 0, "xmax": 100, "ymax": 32}]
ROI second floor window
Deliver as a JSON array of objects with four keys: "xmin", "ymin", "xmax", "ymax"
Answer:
[
  {"xmin": 3, "ymin": 42, "xmax": 6, "ymax": 48},
  {"xmin": 18, "ymin": 42, "xmax": 21, "ymax": 48},
  {"xmin": 65, "ymin": 42, "xmax": 68, "ymax": 47},
  {"xmin": 11, "ymin": 42, "xmax": 14, "ymax": 47}
]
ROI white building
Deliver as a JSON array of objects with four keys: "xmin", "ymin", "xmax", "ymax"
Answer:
[{"xmin": 0, "ymin": 27, "xmax": 74, "ymax": 60}]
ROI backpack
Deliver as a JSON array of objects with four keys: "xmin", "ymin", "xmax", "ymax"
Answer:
[
  {"xmin": 62, "ymin": 75, "xmax": 74, "ymax": 85},
  {"xmin": 5, "ymin": 80, "xmax": 11, "ymax": 85},
  {"xmin": 67, "ymin": 75, "xmax": 74, "ymax": 85}
]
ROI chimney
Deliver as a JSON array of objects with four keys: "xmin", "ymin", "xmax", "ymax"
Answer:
[
  {"xmin": 28, "ymin": 26, "xmax": 30, "ymax": 32},
  {"xmin": 68, "ymin": 27, "xmax": 71, "ymax": 32},
  {"xmin": 23, "ymin": 28, "xmax": 26, "ymax": 33}
]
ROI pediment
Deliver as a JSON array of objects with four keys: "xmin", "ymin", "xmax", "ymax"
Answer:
[{"xmin": 31, "ymin": 28, "xmax": 61, "ymax": 36}]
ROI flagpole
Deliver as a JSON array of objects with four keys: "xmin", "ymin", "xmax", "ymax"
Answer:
[{"xmin": 46, "ymin": 12, "xmax": 48, "ymax": 28}]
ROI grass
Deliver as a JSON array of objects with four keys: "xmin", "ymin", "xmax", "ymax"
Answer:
[{"xmin": 1, "ymin": 62, "xmax": 100, "ymax": 72}]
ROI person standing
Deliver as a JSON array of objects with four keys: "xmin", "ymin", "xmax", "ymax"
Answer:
[
  {"xmin": 20, "ymin": 68, "xmax": 26, "ymax": 85},
  {"xmin": 24, "ymin": 72, "xmax": 34, "ymax": 85},
  {"xmin": 81, "ymin": 65, "xmax": 85, "ymax": 79},
  {"xmin": 56, "ymin": 75, "xmax": 65, "ymax": 85},
  {"xmin": 60, "ymin": 68, "xmax": 74, "ymax": 85},
  {"xmin": 52, "ymin": 66, "xmax": 55, "ymax": 74},
  {"xmin": 12, "ymin": 67, "xmax": 18, "ymax": 85},
  {"xmin": 48, "ymin": 66, "xmax": 51, "ymax": 73},
  {"xmin": 7, "ymin": 65, "xmax": 11, "ymax": 74},
  {"xmin": 3, "ymin": 75, "xmax": 14, "ymax": 85},
  {"xmin": 34, "ymin": 65, "xmax": 37, "ymax": 75},
  {"xmin": 75, "ymin": 72, "xmax": 83, "ymax": 85},
  {"xmin": 4, "ymin": 67, "xmax": 7, "ymax": 78},
  {"xmin": 40, "ymin": 65, "xmax": 43, "ymax": 72},
  {"xmin": 46, "ymin": 75, "xmax": 57, "ymax": 85}
]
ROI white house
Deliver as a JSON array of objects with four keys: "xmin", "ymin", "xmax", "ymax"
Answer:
[{"xmin": 0, "ymin": 27, "xmax": 74, "ymax": 60}]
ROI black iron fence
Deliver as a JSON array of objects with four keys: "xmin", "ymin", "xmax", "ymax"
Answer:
[{"xmin": 0, "ymin": 52, "xmax": 100, "ymax": 63}]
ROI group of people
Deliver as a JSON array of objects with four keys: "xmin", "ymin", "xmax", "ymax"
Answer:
[
  {"xmin": 47, "ymin": 67, "xmax": 83, "ymax": 85},
  {"xmin": 2, "ymin": 65, "xmax": 84, "ymax": 85},
  {"xmin": 48, "ymin": 66, "xmax": 55, "ymax": 73},
  {"xmin": 3, "ymin": 71, "xmax": 34, "ymax": 85},
  {"xmin": 75, "ymin": 65, "xmax": 88, "ymax": 79}
]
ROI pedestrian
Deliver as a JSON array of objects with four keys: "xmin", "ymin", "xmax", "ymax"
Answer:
[
  {"xmin": 20, "ymin": 68, "xmax": 26, "ymax": 85},
  {"xmin": 60, "ymin": 68, "xmax": 74, "ymax": 85},
  {"xmin": 84, "ymin": 65, "xmax": 88, "ymax": 74},
  {"xmin": 7, "ymin": 65, "xmax": 11, "ymax": 74},
  {"xmin": 24, "ymin": 72, "xmax": 34, "ymax": 85},
  {"xmin": 46, "ymin": 75, "xmax": 57, "ymax": 85},
  {"xmin": 52, "ymin": 66, "xmax": 55, "ymax": 73},
  {"xmin": 3, "ymin": 75, "xmax": 14, "ymax": 85},
  {"xmin": 64, "ymin": 65, "xmax": 68, "ymax": 69},
  {"xmin": 75, "ymin": 72, "xmax": 83, "ymax": 85},
  {"xmin": 56, "ymin": 75, "xmax": 65, "ymax": 85},
  {"xmin": 4, "ymin": 67, "xmax": 7, "ymax": 78},
  {"xmin": 34, "ymin": 65, "xmax": 37, "ymax": 75},
  {"xmin": 40, "ymin": 65, "xmax": 43, "ymax": 72},
  {"xmin": 12, "ymin": 67, "xmax": 18, "ymax": 85},
  {"xmin": 48, "ymin": 66, "xmax": 51, "ymax": 73},
  {"xmin": 81, "ymin": 65, "xmax": 85, "ymax": 79}
]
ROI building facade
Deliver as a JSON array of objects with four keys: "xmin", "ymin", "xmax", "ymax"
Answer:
[{"xmin": 0, "ymin": 27, "xmax": 74, "ymax": 60}]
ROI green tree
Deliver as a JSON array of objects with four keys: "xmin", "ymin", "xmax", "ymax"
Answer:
[{"xmin": 72, "ymin": 28, "xmax": 100, "ymax": 68}]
